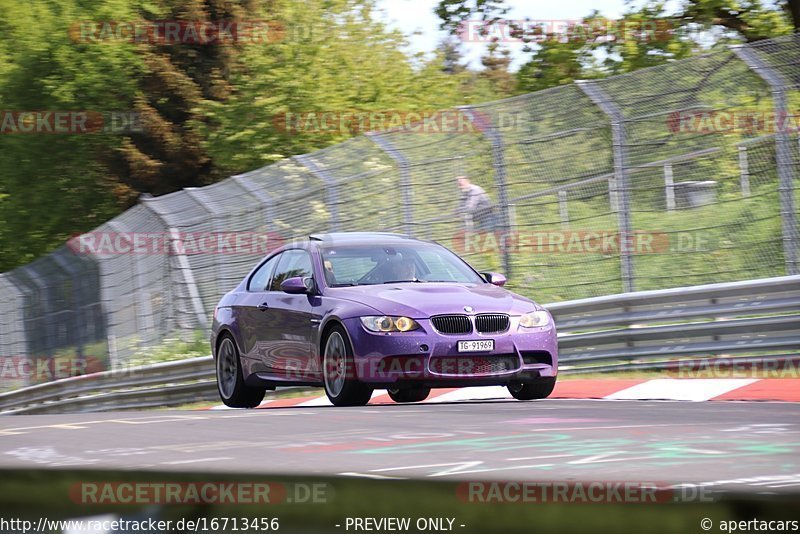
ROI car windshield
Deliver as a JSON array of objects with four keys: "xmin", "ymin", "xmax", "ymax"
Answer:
[{"xmin": 320, "ymin": 243, "xmax": 485, "ymax": 287}]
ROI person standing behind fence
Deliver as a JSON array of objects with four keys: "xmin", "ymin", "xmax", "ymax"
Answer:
[{"xmin": 457, "ymin": 175, "xmax": 496, "ymax": 232}]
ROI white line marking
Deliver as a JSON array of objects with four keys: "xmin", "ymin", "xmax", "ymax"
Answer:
[
  {"xmin": 161, "ymin": 457, "xmax": 233, "ymax": 465},
  {"xmin": 605, "ymin": 379, "xmax": 758, "ymax": 402},
  {"xmin": 568, "ymin": 452, "xmax": 651, "ymax": 465},
  {"xmin": 432, "ymin": 463, "xmax": 556, "ymax": 477},
  {"xmin": 430, "ymin": 386, "xmax": 512, "ymax": 403},
  {"xmin": 339, "ymin": 472, "xmax": 405, "ymax": 480},
  {"xmin": 371, "ymin": 462, "xmax": 483, "ymax": 474},
  {"xmin": 659, "ymin": 447, "xmax": 726, "ymax": 455},
  {"xmin": 505, "ymin": 454, "xmax": 575, "ymax": 461}
]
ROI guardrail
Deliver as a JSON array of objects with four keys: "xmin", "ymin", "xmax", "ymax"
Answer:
[
  {"xmin": 1, "ymin": 275, "xmax": 798, "ymax": 414},
  {"xmin": 0, "ymin": 357, "xmax": 217, "ymax": 415},
  {"xmin": 550, "ymin": 275, "xmax": 800, "ymax": 366}
]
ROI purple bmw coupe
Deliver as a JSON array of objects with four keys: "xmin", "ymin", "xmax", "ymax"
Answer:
[{"xmin": 211, "ymin": 232, "xmax": 558, "ymax": 407}]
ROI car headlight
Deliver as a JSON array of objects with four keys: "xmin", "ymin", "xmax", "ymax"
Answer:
[
  {"xmin": 360, "ymin": 316, "xmax": 419, "ymax": 332},
  {"xmin": 519, "ymin": 310, "xmax": 551, "ymax": 328}
]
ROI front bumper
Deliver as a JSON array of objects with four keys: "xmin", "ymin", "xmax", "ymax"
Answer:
[{"xmin": 343, "ymin": 316, "xmax": 558, "ymax": 387}]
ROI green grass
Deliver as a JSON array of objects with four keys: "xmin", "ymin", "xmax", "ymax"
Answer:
[
  {"xmin": 460, "ymin": 183, "xmax": 787, "ymax": 304},
  {"xmin": 125, "ymin": 332, "xmax": 210, "ymax": 368}
]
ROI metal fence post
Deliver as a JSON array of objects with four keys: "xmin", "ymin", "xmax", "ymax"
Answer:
[
  {"xmin": 102, "ymin": 218, "xmax": 155, "ymax": 361},
  {"xmin": 558, "ymin": 190, "xmax": 570, "ymax": 227},
  {"xmin": 664, "ymin": 164, "xmax": 675, "ymax": 211},
  {"xmin": 0, "ymin": 274, "xmax": 30, "ymax": 384},
  {"xmin": 232, "ymin": 173, "xmax": 275, "ymax": 232},
  {"xmin": 460, "ymin": 106, "xmax": 513, "ymax": 278},
  {"xmin": 367, "ymin": 132, "xmax": 414, "ymax": 236},
  {"xmin": 576, "ymin": 80, "xmax": 635, "ymax": 292},
  {"xmin": 50, "ymin": 253, "xmax": 85, "ymax": 365},
  {"xmin": 167, "ymin": 228, "xmax": 209, "ymax": 330},
  {"xmin": 293, "ymin": 154, "xmax": 340, "ymax": 232},
  {"xmin": 139, "ymin": 199, "xmax": 208, "ymax": 331},
  {"xmin": 15, "ymin": 265, "xmax": 57, "ymax": 357},
  {"xmin": 737, "ymin": 145, "xmax": 751, "ymax": 198},
  {"xmin": 732, "ymin": 44, "xmax": 798, "ymax": 275},
  {"xmin": 185, "ymin": 187, "xmax": 226, "ymax": 301}
]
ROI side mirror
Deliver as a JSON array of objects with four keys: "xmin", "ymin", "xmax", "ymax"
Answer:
[
  {"xmin": 482, "ymin": 272, "xmax": 507, "ymax": 287},
  {"xmin": 281, "ymin": 276, "xmax": 312, "ymax": 294}
]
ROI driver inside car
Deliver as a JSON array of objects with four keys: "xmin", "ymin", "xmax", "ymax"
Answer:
[{"xmin": 384, "ymin": 257, "xmax": 417, "ymax": 282}]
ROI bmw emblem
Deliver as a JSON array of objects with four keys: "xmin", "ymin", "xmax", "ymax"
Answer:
[{"xmin": 463, "ymin": 306, "xmax": 474, "ymax": 313}]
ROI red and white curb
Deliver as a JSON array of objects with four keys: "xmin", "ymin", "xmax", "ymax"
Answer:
[{"xmin": 206, "ymin": 378, "xmax": 800, "ymax": 410}]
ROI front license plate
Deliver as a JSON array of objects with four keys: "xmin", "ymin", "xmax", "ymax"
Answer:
[{"xmin": 457, "ymin": 340, "xmax": 495, "ymax": 352}]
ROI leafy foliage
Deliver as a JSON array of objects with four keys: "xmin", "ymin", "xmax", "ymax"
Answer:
[
  {"xmin": 0, "ymin": 0, "xmax": 794, "ymax": 273},
  {"xmin": 0, "ymin": 0, "xmax": 503, "ymax": 271}
]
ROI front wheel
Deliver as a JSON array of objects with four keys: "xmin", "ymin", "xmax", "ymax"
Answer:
[
  {"xmin": 322, "ymin": 325, "xmax": 373, "ymax": 407},
  {"xmin": 216, "ymin": 335, "xmax": 266, "ymax": 408},
  {"xmin": 508, "ymin": 377, "xmax": 556, "ymax": 400},
  {"xmin": 387, "ymin": 387, "xmax": 431, "ymax": 403}
]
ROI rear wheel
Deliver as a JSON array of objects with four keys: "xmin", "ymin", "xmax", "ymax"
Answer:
[
  {"xmin": 216, "ymin": 335, "xmax": 266, "ymax": 408},
  {"xmin": 387, "ymin": 387, "xmax": 431, "ymax": 403},
  {"xmin": 322, "ymin": 325, "xmax": 373, "ymax": 407},
  {"xmin": 508, "ymin": 377, "xmax": 556, "ymax": 400}
]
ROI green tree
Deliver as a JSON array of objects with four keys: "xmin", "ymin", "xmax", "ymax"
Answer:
[
  {"xmin": 437, "ymin": 36, "xmax": 467, "ymax": 75},
  {"xmin": 678, "ymin": 0, "xmax": 795, "ymax": 41},
  {"xmin": 436, "ymin": 0, "xmax": 796, "ymax": 93},
  {"xmin": 516, "ymin": 34, "xmax": 596, "ymax": 92},
  {"xmin": 435, "ymin": 0, "xmax": 798, "ymax": 38},
  {"xmin": 203, "ymin": 0, "xmax": 501, "ymax": 174},
  {"xmin": 0, "ymin": 0, "xmax": 141, "ymax": 270},
  {"xmin": 479, "ymin": 42, "xmax": 516, "ymax": 96},
  {"xmin": 105, "ymin": 0, "xmax": 259, "ymax": 198}
]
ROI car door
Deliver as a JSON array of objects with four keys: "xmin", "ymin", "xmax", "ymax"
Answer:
[
  {"xmin": 262, "ymin": 249, "xmax": 319, "ymax": 381},
  {"xmin": 236, "ymin": 252, "xmax": 281, "ymax": 374}
]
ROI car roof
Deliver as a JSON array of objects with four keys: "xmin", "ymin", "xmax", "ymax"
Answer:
[
  {"xmin": 307, "ymin": 232, "xmax": 424, "ymax": 246},
  {"xmin": 273, "ymin": 233, "xmax": 439, "ymax": 254}
]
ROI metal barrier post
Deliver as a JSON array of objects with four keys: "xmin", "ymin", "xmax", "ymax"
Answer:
[
  {"xmin": 732, "ymin": 44, "xmax": 798, "ymax": 275},
  {"xmin": 367, "ymin": 132, "xmax": 414, "ymax": 236},
  {"xmin": 576, "ymin": 80, "xmax": 635, "ymax": 292},
  {"xmin": 293, "ymin": 154, "xmax": 340, "ymax": 232},
  {"xmin": 460, "ymin": 106, "xmax": 513, "ymax": 278}
]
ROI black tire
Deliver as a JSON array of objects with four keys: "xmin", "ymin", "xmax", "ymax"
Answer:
[
  {"xmin": 322, "ymin": 324, "xmax": 373, "ymax": 407},
  {"xmin": 387, "ymin": 387, "xmax": 431, "ymax": 403},
  {"xmin": 216, "ymin": 334, "xmax": 266, "ymax": 408},
  {"xmin": 508, "ymin": 377, "xmax": 556, "ymax": 401}
]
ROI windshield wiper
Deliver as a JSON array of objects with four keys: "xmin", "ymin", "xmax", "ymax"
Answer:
[{"xmin": 382, "ymin": 279, "xmax": 424, "ymax": 284}]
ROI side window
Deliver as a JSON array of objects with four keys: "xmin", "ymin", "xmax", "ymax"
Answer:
[
  {"xmin": 269, "ymin": 250, "xmax": 313, "ymax": 291},
  {"xmin": 248, "ymin": 254, "xmax": 280, "ymax": 292}
]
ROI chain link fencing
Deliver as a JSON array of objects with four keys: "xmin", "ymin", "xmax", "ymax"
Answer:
[{"xmin": 1, "ymin": 35, "xmax": 798, "ymax": 385}]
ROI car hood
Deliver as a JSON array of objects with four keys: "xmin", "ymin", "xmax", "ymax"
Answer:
[{"xmin": 329, "ymin": 282, "xmax": 540, "ymax": 318}]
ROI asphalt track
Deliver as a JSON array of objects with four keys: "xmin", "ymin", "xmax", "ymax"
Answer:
[{"xmin": 1, "ymin": 399, "xmax": 799, "ymax": 492}]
